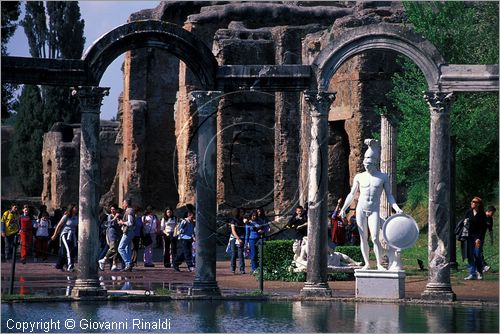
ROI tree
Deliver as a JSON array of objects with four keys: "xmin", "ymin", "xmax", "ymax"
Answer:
[
  {"xmin": 9, "ymin": 1, "xmax": 86, "ymax": 195},
  {"xmin": 390, "ymin": 2, "xmax": 499, "ymax": 208},
  {"xmin": 1, "ymin": 1, "xmax": 21, "ymax": 119}
]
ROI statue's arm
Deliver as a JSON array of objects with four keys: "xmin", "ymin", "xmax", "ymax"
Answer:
[
  {"xmin": 383, "ymin": 175, "xmax": 402, "ymax": 213},
  {"xmin": 340, "ymin": 176, "xmax": 359, "ymax": 218}
]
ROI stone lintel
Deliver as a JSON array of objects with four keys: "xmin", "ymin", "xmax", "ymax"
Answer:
[
  {"xmin": 1, "ymin": 56, "xmax": 88, "ymax": 86},
  {"xmin": 355, "ymin": 269, "xmax": 405, "ymax": 299},
  {"xmin": 439, "ymin": 64, "xmax": 499, "ymax": 92},
  {"xmin": 216, "ymin": 65, "xmax": 311, "ymax": 92}
]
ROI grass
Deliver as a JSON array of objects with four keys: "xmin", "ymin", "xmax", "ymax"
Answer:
[
  {"xmin": 239, "ymin": 290, "xmax": 268, "ymax": 297},
  {"xmin": 154, "ymin": 287, "xmax": 171, "ymax": 296},
  {"xmin": 401, "ymin": 204, "xmax": 499, "ymax": 281}
]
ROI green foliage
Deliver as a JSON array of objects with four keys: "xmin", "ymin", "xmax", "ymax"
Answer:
[
  {"xmin": 1, "ymin": 1, "xmax": 21, "ymax": 119},
  {"xmin": 261, "ymin": 241, "xmax": 362, "ymax": 282},
  {"xmin": 390, "ymin": 2, "xmax": 499, "ymax": 207},
  {"xmin": 10, "ymin": 2, "xmax": 85, "ymax": 194},
  {"xmin": 9, "ymin": 86, "xmax": 45, "ymax": 195},
  {"xmin": 335, "ymin": 246, "xmax": 363, "ymax": 262},
  {"xmin": 262, "ymin": 240, "xmax": 305, "ymax": 282}
]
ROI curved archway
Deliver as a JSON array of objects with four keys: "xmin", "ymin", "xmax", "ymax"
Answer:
[
  {"xmin": 313, "ymin": 24, "xmax": 445, "ymax": 91},
  {"xmin": 83, "ymin": 20, "xmax": 218, "ymax": 89}
]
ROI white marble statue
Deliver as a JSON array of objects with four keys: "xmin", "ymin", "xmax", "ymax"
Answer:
[
  {"xmin": 291, "ymin": 237, "xmax": 362, "ymax": 272},
  {"xmin": 340, "ymin": 139, "xmax": 403, "ymax": 270}
]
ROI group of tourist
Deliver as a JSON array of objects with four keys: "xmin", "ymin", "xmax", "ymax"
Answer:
[
  {"xmin": 227, "ymin": 207, "xmax": 271, "ymax": 274},
  {"xmin": 1, "ymin": 203, "xmax": 61, "ymax": 264},
  {"xmin": 97, "ymin": 200, "xmax": 196, "ymax": 272},
  {"xmin": 1, "ymin": 194, "xmax": 496, "ymax": 279}
]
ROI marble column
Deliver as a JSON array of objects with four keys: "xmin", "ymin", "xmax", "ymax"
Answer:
[
  {"xmin": 380, "ymin": 114, "xmax": 397, "ymax": 220},
  {"xmin": 71, "ymin": 86, "xmax": 109, "ymax": 298},
  {"xmin": 300, "ymin": 90, "xmax": 336, "ymax": 298},
  {"xmin": 189, "ymin": 90, "xmax": 222, "ymax": 296},
  {"xmin": 421, "ymin": 91, "xmax": 456, "ymax": 302}
]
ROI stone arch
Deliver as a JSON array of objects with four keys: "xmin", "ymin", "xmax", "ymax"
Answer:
[
  {"xmin": 83, "ymin": 20, "xmax": 218, "ymax": 89},
  {"xmin": 313, "ymin": 24, "xmax": 445, "ymax": 91}
]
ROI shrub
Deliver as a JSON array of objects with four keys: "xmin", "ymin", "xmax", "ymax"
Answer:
[{"xmin": 261, "ymin": 241, "xmax": 363, "ymax": 281}]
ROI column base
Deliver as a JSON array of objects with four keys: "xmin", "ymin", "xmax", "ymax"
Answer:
[
  {"xmin": 71, "ymin": 279, "xmax": 107, "ymax": 298},
  {"xmin": 300, "ymin": 282, "xmax": 332, "ymax": 298},
  {"xmin": 189, "ymin": 280, "xmax": 221, "ymax": 296},
  {"xmin": 421, "ymin": 282, "xmax": 456, "ymax": 301}
]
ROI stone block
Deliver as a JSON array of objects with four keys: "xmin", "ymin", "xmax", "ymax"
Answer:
[{"xmin": 355, "ymin": 269, "xmax": 405, "ymax": 299}]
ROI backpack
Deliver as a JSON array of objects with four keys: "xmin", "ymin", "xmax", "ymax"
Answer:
[{"xmin": 455, "ymin": 218, "xmax": 470, "ymax": 241}]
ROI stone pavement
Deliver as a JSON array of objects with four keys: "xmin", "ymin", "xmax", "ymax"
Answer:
[{"xmin": 1, "ymin": 256, "xmax": 498, "ymax": 304}]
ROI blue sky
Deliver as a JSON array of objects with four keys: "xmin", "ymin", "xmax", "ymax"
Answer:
[{"xmin": 7, "ymin": 1, "xmax": 161, "ymax": 120}]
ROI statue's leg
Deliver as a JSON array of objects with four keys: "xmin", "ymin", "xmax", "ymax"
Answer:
[
  {"xmin": 368, "ymin": 212, "xmax": 386, "ymax": 270},
  {"xmin": 356, "ymin": 210, "xmax": 370, "ymax": 269}
]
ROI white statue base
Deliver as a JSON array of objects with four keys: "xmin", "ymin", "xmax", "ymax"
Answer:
[{"xmin": 355, "ymin": 269, "xmax": 405, "ymax": 299}]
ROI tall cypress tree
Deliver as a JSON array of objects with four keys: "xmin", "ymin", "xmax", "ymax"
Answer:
[
  {"xmin": 1, "ymin": 1, "xmax": 21, "ymax": 120},
  {"xmin": 9, "ymin": 1, "xmax": 85, "ymax": 195}
]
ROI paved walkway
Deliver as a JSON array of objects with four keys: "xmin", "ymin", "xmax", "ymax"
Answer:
[{"xmin": 1, "ymin": 256, "xmax": 498, "ymax": 303}]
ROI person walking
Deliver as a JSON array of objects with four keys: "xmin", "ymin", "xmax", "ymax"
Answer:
[
  {"xmin": 142, "ymin": 209, "xmax": 157, "ymax": 267},
  {"xmin": 160, "ymin": 207, "xmax": 178, "ymax": 268},
  {"xmin": 2, "ymin": 203, "xmax": 19, "ymax": 262},
  {"xmin": 19, "ymin": 205, "xmax": 34, "ymax": 264},
  {"xmin": 98, "ymin": 204, "xmax": 123, "ymax": 271},
  {"xmin": 118, "ymin": 199, "xmax": 135, "ymax": 272},
  {"xmin": 173, "ymin": 211, "xmax": 195, "ymax": 272},
  {"xmin": 245, "ymin": 210, "xmax": 266, "ymax": 273},
  {"xmin": 33, "ymin": 211, "xmax": 51, "ymax": 262},
  {"xmin": 51, "ymin": 204, "xmax": 79, "ymax": 272},
  {"xmin": 229, "ymin": 208, "xmax": 246, "ymax": 274},
  {"xmin": 131, "ymin": 207, "xmax": 143, "ymax": 267},
  {"xmin": 462, "ymin": 197, "xmax": 487, "ymax": 280}
]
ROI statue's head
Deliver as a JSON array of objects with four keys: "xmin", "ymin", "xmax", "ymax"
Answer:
[{"xmin": 363, "ymin": 139, "xmax": 380, "ymax": 172}]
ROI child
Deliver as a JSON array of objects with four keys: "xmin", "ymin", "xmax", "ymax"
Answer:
[
  {"xmin": 142, "ymin": 210, "xmax": 157, "ymax": 267},
  {"xmin": 34, "ymin": 211, "xmax": 51, "ymax": 262}
]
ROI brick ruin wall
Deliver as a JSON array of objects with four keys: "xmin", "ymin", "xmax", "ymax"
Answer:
[{"xmin": 37, "ymin": 1, "xmax": 404, "ymax": 216}]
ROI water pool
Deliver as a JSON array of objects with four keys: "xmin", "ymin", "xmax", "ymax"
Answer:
[{"xmin": 2, "ymin": 300, "xmax": 498, "ymax": 333}]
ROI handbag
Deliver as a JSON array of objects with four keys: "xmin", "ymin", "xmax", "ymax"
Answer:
[
  {"xmin": 142, "ymin": 233, "xmax": 153, "ymax": 247},
  {"xmin": 173, "ymin": 223, "xmax": 180, "ymax": 238}
]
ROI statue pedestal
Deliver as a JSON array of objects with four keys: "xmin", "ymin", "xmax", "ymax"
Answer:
[{"xmin": 355, "ymin": 269, "xmax": 405, "ymax": 299}]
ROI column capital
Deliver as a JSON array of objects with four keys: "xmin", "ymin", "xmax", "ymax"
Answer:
[
  {"xmin": 71, "ymin": 86, "xmax": 110, "ymax": 113},
  {"xmin": 189, "ymin": 90, "xmax": 222, "ymax": 116},
  {"xmin": 303, "ymin": 90, "xmax": 336, "ymax": 117},
  {"xmin": 423, "ymin": 91, "xmax": 454, "ymax": 115}
]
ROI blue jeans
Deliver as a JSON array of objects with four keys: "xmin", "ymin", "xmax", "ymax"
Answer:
[
  {"xmin": 248, "ymin": 238, "xmax": 260, "ymax": 271},
  {"xmin": 118, "ymin": 232, "xmax": 133, "ymax": 267},
  {"xmin": 230, "ymin": 238, "xmax": 245, "ymax": 272}
]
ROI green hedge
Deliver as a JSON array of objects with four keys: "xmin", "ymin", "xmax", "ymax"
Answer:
[{"xmin": 260, "ymin": 240, "xmax": 362, "ymax": 282}]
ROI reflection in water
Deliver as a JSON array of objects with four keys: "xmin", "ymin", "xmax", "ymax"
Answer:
[
  {"xmin": 1, "ymin": 301, "xmax": 498, "ymax": 333},
  {"xmin": 355, "ymin": 303, "xmax": 401, "ymax": 332}
]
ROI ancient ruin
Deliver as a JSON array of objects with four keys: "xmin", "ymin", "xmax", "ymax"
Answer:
[{"xmin": 2, "ymin": 1, "xmax": 498, "ymax": 299}]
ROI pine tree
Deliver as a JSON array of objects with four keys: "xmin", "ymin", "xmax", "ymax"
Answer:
[
  {"xmin": 10, "ymin": 1, "xmax": 86, "ymax": 195},
  {"xmin": 1, "ymin": 1, "xmax": 21, "ymax": 120},
  {"xmin": 9, "ymin": 85, "xmax": 45, "ymax": 194}
]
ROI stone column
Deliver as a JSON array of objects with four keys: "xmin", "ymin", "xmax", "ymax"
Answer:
[
  {"xmin": 421, "ymin": 91, "xmax": 456, "ymax": 302},
  {"xmin": 189, "ymin": 91, "xmax": 222, "ymax": 296},
  {"xmin": 380, "ymin": 114, "xmax": 397, "ymax": 219},
  {"xmin": 300, "ymin": 90, "xmax": 335, "ymax": 298},
  {"xmin": 71, "ymin": 86, "xmax": 109, "ymax": 298}
]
